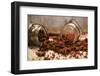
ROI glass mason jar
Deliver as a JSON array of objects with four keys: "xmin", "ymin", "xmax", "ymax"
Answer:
[
  {"xmin": 28, "ymin": 23, "xmax": 48, "ymax": 47},
  {"xmin": 60, "ymin": 19, "xmax": 82, "ymax": 44}
]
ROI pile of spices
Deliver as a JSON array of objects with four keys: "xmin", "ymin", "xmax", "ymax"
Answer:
[
  {"xmin": 37, "ymin": 33, "xmax": 88, "ymax": 58},
  {"xmin": 28, "ymin": 32, "xmax": 88, "ymax": 60}
]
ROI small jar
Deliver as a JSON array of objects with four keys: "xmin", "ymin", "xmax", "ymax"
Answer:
[
  {"xmin": 61, "ymin": 19, "xmax": 82, "ymax": 43},
  {"xmin": 28, "ymin": 23, "xmax": 48, "ymax": 47}
]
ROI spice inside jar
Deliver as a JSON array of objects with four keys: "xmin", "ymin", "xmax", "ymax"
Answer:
[{"xmin": 61, "ymin": 19, "xmax": 82, "ymax": 44}]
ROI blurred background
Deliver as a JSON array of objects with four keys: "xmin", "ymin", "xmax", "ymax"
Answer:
[{"xmin": 28, "ymin": 15, "xmax": 88, "ymax": 33}]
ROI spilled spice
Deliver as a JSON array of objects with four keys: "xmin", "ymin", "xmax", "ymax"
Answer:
[{"xmin": 38, "ymin": 32, "xmax": 88, "ymax": 56}]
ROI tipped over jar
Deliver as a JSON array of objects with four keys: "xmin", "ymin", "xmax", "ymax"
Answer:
[{"xmin": 60, "ymin": 19, "xmax": 82, "ymax": 44}]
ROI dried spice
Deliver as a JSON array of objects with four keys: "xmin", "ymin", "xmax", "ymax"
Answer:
[
  {"xmin": 38, "ymin": 29, "xmax": 48, "ymax": 42},
  {"xmin": 36, "ymin": 51, "xmax": 45, "ymax": 57},
  {"xmin": 38, "ymin": 33, "xmax": 88, "ymax": 56}
]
